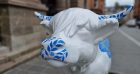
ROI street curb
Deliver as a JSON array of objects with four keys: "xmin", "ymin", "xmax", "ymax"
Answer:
[{"xmin": 0, "ymin": 46, "xmax": 41, "ymax": 73}]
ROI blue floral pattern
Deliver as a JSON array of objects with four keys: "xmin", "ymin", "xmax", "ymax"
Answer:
[
  {"xmin": 34, "ymin": 12, "xmax": 52, "ymax": 21},
  {"xmin": 98, "ymin": 5, "xmax": 133, "ymax": 20},
  {"xmin": 41, "ymin": 37, "xmax": 68, "ymax": 62},
  {"xmin": 98, "ymin": 39, "xmax": 112, "ymax": 58}
]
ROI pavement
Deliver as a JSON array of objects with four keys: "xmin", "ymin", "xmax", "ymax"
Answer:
[
  {"xmin": 110, "ymin": 26, "xmax": 140, "ymax": 74},
  {"xmin": 3, "ymin": 26, "xmax": 140, "ymax": 74},
  {"xmin": 0, "ymin": 46, "xmax": 41, "ymax": 73},
  {"xmin": 4, "ymin": 56, "xmax": 72, "ymax": 74}
]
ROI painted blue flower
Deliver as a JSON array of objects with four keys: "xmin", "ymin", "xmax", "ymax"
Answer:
[
  {"xmin": 41, "ymin": 37, "xmax": 68, "ymax": 62},
  {"xmin": 98, "ymin": 38, "xmax": 112, "ymax": 58}
]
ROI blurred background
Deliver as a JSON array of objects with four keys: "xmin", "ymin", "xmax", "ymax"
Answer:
[{"xmin": 0, "ymin": 0, "xmax": 140, "ymax": 74}]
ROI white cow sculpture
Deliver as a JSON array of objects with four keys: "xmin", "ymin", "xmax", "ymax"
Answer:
[{"xmin": 34, "ymin": 6, "xmax": 133, "ymax": 74}]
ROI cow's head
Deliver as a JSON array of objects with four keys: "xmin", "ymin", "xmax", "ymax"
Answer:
[{"xmin": 34, "ymin": 6, "xmax": 133, "ymax": 67}]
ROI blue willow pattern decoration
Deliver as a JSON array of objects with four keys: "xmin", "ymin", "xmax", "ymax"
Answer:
[
  {"xmin": 98, "ymin": 5, "xmax": 133, "ymax": 20},
  {"xmin": 41, "ymin": 37, "xmax": 68, "ymax": 62},
  {"xmin": 34, "ymin": 12, "xmax": 52, "ymax": 21},
  {"xmin": 98, "ymin": 39, "xmax": 112, "ymax": 58}
]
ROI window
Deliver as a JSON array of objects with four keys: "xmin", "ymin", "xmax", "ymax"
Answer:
[
  {"xmin": 94, "ymin": 0, "xmax": 98, "ymax": 8},
  {"xmin": 84, "ymin": 0, "xmax": 87, "ymax": 8},
  {"xmin": 0, "ymin": 26, "xmax": 2, "ymax": 45}
]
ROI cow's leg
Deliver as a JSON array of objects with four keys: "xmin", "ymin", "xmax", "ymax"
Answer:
[
  {"xmin": 70, "ymin": 66, "xmax": 81, "ymax": 74},
  {"xmin": 83, "ymin": 57, "xmax": 111, "ymax": 74},
  {"xmin": 82, "ymin": 63, "xmax": 109, "ymax": 74},
  {"xmin": 70, "ymin": 64, "xmax": 89, "ymax": 74}
]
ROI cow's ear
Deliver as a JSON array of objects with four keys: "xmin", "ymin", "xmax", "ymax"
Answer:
[
  {"xmin": 65, "ymin": 15, "xmax": 88, "ymax": 37},
  {"xmin": 34, "ymin": 12, "xmax": 53, "ymax": 35},
  {"xmin": 40, "ymin": 20, "xmax": 53, "ymax": 35}
]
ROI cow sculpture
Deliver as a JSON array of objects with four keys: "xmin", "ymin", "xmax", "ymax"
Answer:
[{"xmin": 34, "ymin": 6, "xmax": 133, "ymax": 74}]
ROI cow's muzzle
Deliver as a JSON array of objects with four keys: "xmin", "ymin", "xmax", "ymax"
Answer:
[{"xmin": 40, "ymin": 37, "xmax": 68, "ymax": 62}]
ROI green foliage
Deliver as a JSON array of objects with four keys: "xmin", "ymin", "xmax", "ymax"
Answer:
[
  {"xmin": 109, "ymin": 72, "xmax": 118, "ymax": 74},
  {"xmin": 115, "ymin": 2, "xmax": 121, "ymax": 10}
]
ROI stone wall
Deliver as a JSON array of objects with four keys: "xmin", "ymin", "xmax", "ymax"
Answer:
[
  {"xmin": 0, "ymin": 0, "xmax": 48, "ymax": 51},
  {"xmin": 0, "ymin": 5, "xmax": 11, "ymax": 48},
  {"xmin": 9, "ymin": 6, "xmax": 46, "ymax": 51}
]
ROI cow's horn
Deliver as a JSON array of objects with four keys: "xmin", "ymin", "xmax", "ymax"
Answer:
[
  {"xmin": 34, "ymin": 12, "xmax": 52, "ymax": 21},
  {"xmin": 98, "ymin": 5, "xmax": 134, "ymax": 20}
]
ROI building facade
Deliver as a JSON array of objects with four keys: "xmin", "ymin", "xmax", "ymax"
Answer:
[
  {"xmin": 134, "ymin": 0, "xmax": 140, "ymax": 27},
  {"xmin": 0, "ymin": 0, "xmax": 47, "ymax": 54},
  {"xmin": 41, "ymin": 0, "xmax": 105, "ymax": 15},
  {"xmin": 134, "ymin": 0, "xmax": 140, "ymax": 18}
]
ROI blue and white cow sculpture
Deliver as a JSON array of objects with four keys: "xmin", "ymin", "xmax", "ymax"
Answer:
[{"xmin": 34, "ymin": 6, "xmax": 133, "ymax": 74}]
